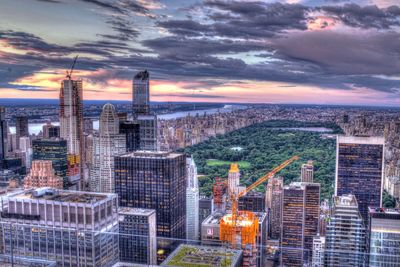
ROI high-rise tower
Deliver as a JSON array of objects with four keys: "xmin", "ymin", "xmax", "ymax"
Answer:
[
  {"xmin": 114, "ymin": 151, "xmax": 186, "ymax": 263},
  {"xmin": 90, "ymin": 103, "xmax": 126, "ymax": 193},
  {"xmin": 15, "ymin": 116, "xmax": 29, "ymax": 150},
  {"xmin": 132, "ymin": 70, "xmax": 157, "ymax": 151},
  {"xmin": 281, "ymin": 182, "xmax": 320, "ymax": 266},
  {"xmin": 186, "ymin": 156, "xmax": 199, "ymax": 241},
  {"xmin": 59, "ymin": 79, "xmax": 84, "ymax": 189},
  {"xmin": 335, "ymin": 136, "xmax": 384, "ymax": 222},
  {"xmin": 132, "ymin": 70, "xmax": 150, "ymax": 116},
  {"xmin": 301, "ymin": 160, "xmax": 314, "ymax": 183},
  {"xmin": 325, "ymin": 194, "xmax": 366, "ymax": 266},
  {"xmin": 0, "ymin": 107, "xmax": 6, "ymax": 161}
]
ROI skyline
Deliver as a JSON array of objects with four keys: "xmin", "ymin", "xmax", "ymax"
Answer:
[{"xmin": 1, "ymin": 0, "xmax": 400, "ymax": 105}]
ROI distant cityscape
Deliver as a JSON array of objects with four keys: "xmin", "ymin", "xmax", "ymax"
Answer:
[{"xmin": 0, "ymin": 69, "xmax": 399, "ymax": 267}]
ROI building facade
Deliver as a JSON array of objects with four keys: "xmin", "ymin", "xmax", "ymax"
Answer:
[
  {"xmin": 24, "ymin": 160, "xmax": 63, "ymax": 189},
  {"xmin": 266, "ymin": 176, "xmax": 283, "ymax": 240},
  {"xmin": 325, "ymin": 194, "xmax": 366, "ymax": 266},
  {"xmin": 118, "ymin": 207, "xmax": 157, "ymax": 265},
  {"xmin": 114, "ymin": 151, "xmax": 186, "ymax": 262},
  {"xmin": 42, "ymin": 122, "xmax": 60, "ymax": 139},
  {"xmin": 301, "ymin": 160, "xmax": 314, "ymax": 183},
  {"xmin": 281, "ymin": 182, "xmax": 320, "ymax": 267},
  {"xmin": 119, "ymin": 121, "xmax": 140, "ymax": 152},
  {"xmin": 90, "ymin": 104, "xmax": 126, "ymax": 193},
  {"xmin": 15, "ymin": 116, "xmax": 29, "ymax": 150},
  {"xmin": 368, "ymin": 207, "xmax": 400, "ymax": 266},
  {"xmin": 186, "ymin": 156, "xmax": 199, "ymax": 241},
  {"xmin": 336, "ymin": 135, "xmax": 384, "ymax": 222},
  {"xmin": 312, "ymin": 235, "xmax": 325, "ymax": 267},
  {"xmin": 132, "ymin": 70, "xmax": 157, "ymax": 151},
  {"xmin": 59, "ymin": 79, "xmax": 84, "ymax": 189},
  {"xmin": 132, "ymin": 70, "xmax": 150, "ymax": 116},
  {"xmin": 0, "ymin": 107, "xmax": 7, "ymax": 161},
  {"xmin": 0, "ymin": 188, "xmax": 119, "ymax": 267},
  {"xmin": 32, "ymin": 139, "xmax": 68, "ymax": 189}
]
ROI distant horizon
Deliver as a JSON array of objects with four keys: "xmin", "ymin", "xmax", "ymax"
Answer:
[{"xmin": 0, "ymin": 97, "xmax": 400, "ymax": 109}]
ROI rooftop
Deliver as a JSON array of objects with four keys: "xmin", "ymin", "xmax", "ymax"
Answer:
[
  {"xmin": 162, "ymin": 244, "xmax": 242, "ymax": 267},
  {"xmin": 119, "ymin": 151, "xmax": 183, "ymax": 159},
  {"xmin": 337, "ymin": 135, "xmax": 385, "ymax": 145},
  {"xmin": 119, "ymin": 207, "xmax": 155, "ymax": 216},
  {"xmin": 369, "ymin": 207, "xmax": 400, "ymax": 219},
  {"xmin": 11, "ymin": 188, "xmax": 113, "ymax": 204}
]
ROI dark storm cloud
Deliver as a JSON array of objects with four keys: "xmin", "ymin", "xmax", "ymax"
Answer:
[
  {"xmin": 159, "ymin": 1, "xmax": 310, "ymax": 38},
  {"xmin": 319, "ymin": 4, "xmax": 400, "ymax": 29},
  {"xmin": 2, "ymin": 1, "xmax": 400, "ymax": 96},
  {"xmin": 272, "ymin": 30, "xmax": 400, "ymax": 76}
]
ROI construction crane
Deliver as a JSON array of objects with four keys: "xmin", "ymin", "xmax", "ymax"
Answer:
[
  {"xmin": 66, "ymin": 55, "xmax": 79, "ymax": 79},
  {"xmin": 221, "ymin": 155, "xmax": 300, "ymax": 247}
]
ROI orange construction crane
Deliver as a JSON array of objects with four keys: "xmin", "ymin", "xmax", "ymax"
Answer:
[{"xmin": 221, "ymin": 155, "xmax": 300, "ymax": 247}]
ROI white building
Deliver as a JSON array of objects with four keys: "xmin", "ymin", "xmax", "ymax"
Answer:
[
  {"xmin": 186, "ymin": 156, "xmax": 199, "ymax": 240},
  {"xmin": 91, "ymin": 104, "xmax": 126, "ymax": 193},
  {"xmin": 312, "ymin": 235, "xmax": 325, "ymax": 267},
  {"xmin": 0, "ymin": 187, "xmax": 119, "ymax": 267},
  {"xmin": 301, "ymin": 160, "xmax": 314, "ymax": 183}
]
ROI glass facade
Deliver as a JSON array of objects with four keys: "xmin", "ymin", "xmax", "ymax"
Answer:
[
  {"xmin": 114, "ymin": 151, "xmax": 186, "ymax": 263},
  {"xmin": 336, "ymin": 136, "xmax": 384, "ymax": 223},
  {"xmin": 368, "ymin": 208, "xmax": 400, "ymax": 267},
  {"xmin": 32, "ymin": 139, "xmax": 68, "ymax": 188}
]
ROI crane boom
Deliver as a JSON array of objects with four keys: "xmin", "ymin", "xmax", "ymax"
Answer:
[
  {"xmin": 66, "ymin": 55, "xmax": 79, "ymax": 79},
  {"xmin": 238, "ymin": 155, "xmax": 300, "ymax": 198},
  {"xmin": 230, "ymin": 155, "xmax": 300, "ymax": 227}
]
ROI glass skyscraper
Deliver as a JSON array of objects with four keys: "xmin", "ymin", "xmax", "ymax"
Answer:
[
  {"xmin": 114, "ymin": 151, "xmax": 186, "ymax": 263},
  {"xmin": 325, "ymin": 194, "xmax": 366, "ymax": 266},
  {"xmin": 335, "ymin": 135, "xmax": 384, "ymax": 223},
  {"xmin": 368, "ymin": 207, "xmax": 400, "ymax": 266},
  {"xmin": 32, "ymin": 139, "xmax": 68, "ymax": 188}
]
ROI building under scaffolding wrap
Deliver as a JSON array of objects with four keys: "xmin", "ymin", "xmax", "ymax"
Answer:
[
  {"xmin": 220, "ymin": 211, "xmax": 259, "ymax": 267},
  {"xmin": 212, "ymin": 177, "xmax": 227, "ymax": 213}
]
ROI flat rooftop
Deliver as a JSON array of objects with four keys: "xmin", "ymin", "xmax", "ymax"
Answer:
[
  {"xmin": 337, "ymin": 135, "xmax": 384, "ymax": 145},
  {"xmin": 119, "ymin": 207, "xmax": 155, "ymax": 216},
  {"xmin": 369, "ymin": 207, "xmax": 400, "ymax": 219},
  {"xmin": 119, "ymin": 151, "xmax": 183, "ymax": 159},
  {"xmin": 11, "ymin": 188, "xmax": 112, "ymax": 203},
  {"xmin": 162, "ymin": 244, "xmax": 242, "ymax": 267}
]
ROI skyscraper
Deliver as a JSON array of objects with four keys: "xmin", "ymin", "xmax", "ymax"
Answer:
[
  {"xmin": 90, "ymin": 104, "xmax": 126, "ymax": 193},
  {"xmin": 42, "ymin": 122, "xmax": 60, "ymax": 139},
  {"xmin": 15, "ymin": 116, "xmax": 29, "ymax": 150},
  {"xmin": 336, "ymin": 136, "xmax": 384, "ymax": 222},
  {"xmin": 186, "ymin": 156, "xmax": 199, "ymax": 241},
  {"xmin": 24, "ymin": 160, "xmax": 63, "ymax": 189},
  {"xmin": 312, "ymin": 235, "xmax": 325, "ymax": 267},
  {"xmin": 59, "ymin": 79, "xmax": 84, "ymax": 189},
  {"xmin": 0, "ymin": 188, "xmax": 119, "ymax": 267},
  {"xmin": 325, "ymin": 194, "xmax": 366, "ymax": 266},
  {"xmin": 281, "ymin": 182, "xmax": 320, "ymax": 267},
  {"xmin": 132, "ymin": 70, "xmax": 150, "ymax": 116},
  {"xmin": 368, "ymin": 207, "xmax": 400, "ymax": 266},
  {"xmin": 32, "ymin": 139, "xmax": 68, "ymax": 188},
  {"xmin": 119, "ymin": 121, "xmax": 140, "ymax": 152},
  {"xmin": 301, "ymin": 160, "xmax": 314, "ymax": 183},
  {"xmin": 266, "ymin": 177, "xmax": 283, "ymax": 240},
  {"xmin": 0, "ymin": 107, "xmax": 7, "ymax": 161},
  {"xmin": 132, "ymin": 70, "xmax": 157, "ymax": 151},
  {"xmin": 114, "ymin": 151, "xmax": 186, "ymax": 262},
  {"xmin": 118, "ymin": 207, "xmax": 157, "ymax": 265}
]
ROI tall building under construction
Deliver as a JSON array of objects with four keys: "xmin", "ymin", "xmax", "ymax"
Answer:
[{"xmin": 59, "ymin": 79, "xmax": 84, "ymax": 189}]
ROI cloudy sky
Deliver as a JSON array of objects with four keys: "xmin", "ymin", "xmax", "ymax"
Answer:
[{"xmin": 0, "ymin": 0, "xmax": 399, "ymax": 105}]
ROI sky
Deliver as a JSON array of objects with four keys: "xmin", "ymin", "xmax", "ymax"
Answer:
[{"xmin": 0, "ymin": 0, "xmax": 399, "ymax": 105}]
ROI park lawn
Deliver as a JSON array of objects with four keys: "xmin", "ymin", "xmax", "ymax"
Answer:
[{"xmin": 206, "ymin": 159, "xmax": 251, "ymax": 168}]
